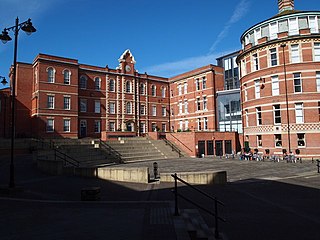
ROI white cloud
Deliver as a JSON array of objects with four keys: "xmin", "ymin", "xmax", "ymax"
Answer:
[{"xmin": 144, "ymin": 0, "xmax": 250, "ymax": 78}]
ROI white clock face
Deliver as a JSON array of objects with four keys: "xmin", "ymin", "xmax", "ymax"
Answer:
[{"xmin": 125, "ymin": 65, "xmax": 131, "ymax": 72}]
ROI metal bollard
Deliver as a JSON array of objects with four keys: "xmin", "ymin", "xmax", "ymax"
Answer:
[{"xmin": 153, "ymin": 162, "xmax": 159, "ymax": 179}]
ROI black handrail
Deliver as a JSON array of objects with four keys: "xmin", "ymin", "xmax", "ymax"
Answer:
[
  {"xmin": 167, "ymin": 133, "xmax": 193, "ymax": 152},
  {"xmin": 99, "ymin": 140, "xmax": 123, "ymax": 163},
  {"xmin": 54, "ymin": 148, "xmax": 80, "ymax": 167},
  {"xmin": 163, "ymin": 138, "xmax": 183, "ymax": 157},
  {"xmin": 171, "ymin": 173, "xmax": 225, "ymax": 239}
]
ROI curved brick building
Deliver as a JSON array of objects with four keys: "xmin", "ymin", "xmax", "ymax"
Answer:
[{"xmin": 237, "ymin": 0, "xmax": 320, "ymax": 157}]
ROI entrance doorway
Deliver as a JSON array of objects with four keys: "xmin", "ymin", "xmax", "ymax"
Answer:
[
  {"xmin": 198, "ymin": 141, "xmax": 205, "ymax": 157},
  {"xmin": 215, "ymin": 140, "xmax": 223, "ymax": 156},
  {"xmin": 207, "ymin": 140, "xmax": 214, "ymax": 155}
]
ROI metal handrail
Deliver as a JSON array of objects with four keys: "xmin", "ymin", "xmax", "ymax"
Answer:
[
  {"xmin": 99, "ymin": 140, "xmax": 123, "ymax": 163},
  {"xmin": 163, "ymin": 138, "xmax": 182, "ymax": 157},
  {"xmin": 171, "ymin": 173, "xmax": 225, "ymax": 239},
  {"xmin": 54, "ymin": 148, "xmax": 80, "ymax": 167}
]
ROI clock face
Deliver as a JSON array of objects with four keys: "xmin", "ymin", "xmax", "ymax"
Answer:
[{"xmin": 125, "ymin": 65, "xmax": 131, "ymax": 72}]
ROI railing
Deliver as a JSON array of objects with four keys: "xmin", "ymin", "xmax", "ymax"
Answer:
[
  {"xmin": 171, "ymin": 173, "xmax": 226, "ymax": 239},
  {"xmin": 163, "ymin": 138, "xmax": 183, "ymax": 157},
  {"xmin": 54, "ymin": 148, "xmax": 80, "ymax": 167},
  {"xmin": 166, "ymin": 133, "xmax": 193, "ymax": 153},
  {"xmin": 36, "ymin": 137, "xmax": 55, "ymax": 149},
  {"xmin": 99, "ymin": 140, "xmax": 123, "ymax": 163}
]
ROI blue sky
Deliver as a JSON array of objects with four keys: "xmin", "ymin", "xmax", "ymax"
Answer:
[{"xmin": 0, "ymin": 0, "xmax": 319, "ymax": 88}]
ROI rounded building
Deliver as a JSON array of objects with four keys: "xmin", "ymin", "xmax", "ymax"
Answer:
[{"xmin": 237, "ymin": 0, "xmax": 320, "ymax": 157}]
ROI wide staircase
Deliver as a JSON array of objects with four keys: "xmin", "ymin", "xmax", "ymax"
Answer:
[
  {"xmin": 36, "ymin": 137, "xmax": 184, "ymax": 167},
  {"xmin": 106, "ymin": 137, "xmax": 183, "ymax": 163}
]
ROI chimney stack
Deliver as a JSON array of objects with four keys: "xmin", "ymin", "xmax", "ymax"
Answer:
[{"xmin": 278, "ymin": 0, "xmax": 294, "ymax": 13}]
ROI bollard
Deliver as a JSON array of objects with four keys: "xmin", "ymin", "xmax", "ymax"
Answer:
[
  {"xmin": 153, "ymin": 162, "xmax": 159, "ymax": 179},
  {"xmin": 317, "ymin": 160, "xmax": 320, "ymax": 174}
]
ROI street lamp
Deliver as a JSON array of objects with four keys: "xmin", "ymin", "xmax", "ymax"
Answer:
[
  {"xmin": 0, "ymin": 76, "xmax": 7, "ymax": 86},
  {"xmin": 280, "ymin": 43, "xmax": 291, "ymax": 154},
  {"xmin": 0, "ymin": 17, "xmax": 36, "ymax": 188}
]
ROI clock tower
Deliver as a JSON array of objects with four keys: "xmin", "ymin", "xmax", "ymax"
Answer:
[{"xmin": 118, "ymin": 49, "xmax": 136, "ymax": 74}]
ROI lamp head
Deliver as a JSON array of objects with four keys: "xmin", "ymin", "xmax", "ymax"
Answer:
[
  {"xmin": 21, "ymin": 19, "xmax": 36, "ymax": 35},
  {"xmin": 0, "ymin": 29, "xmax": 12, "ymax": 44},
  {"xmin": 1, "ymin": 77, "xmax": 8, "ymax": 86}
]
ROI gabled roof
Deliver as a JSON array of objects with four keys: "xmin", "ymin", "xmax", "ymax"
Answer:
[{"xmin": 118, "ymin": 49, "xmax": 136, "ymax": 64}]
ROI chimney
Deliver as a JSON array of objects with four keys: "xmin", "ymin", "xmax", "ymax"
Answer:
[{"xmin": 278, "ymin": 0, "xmax": 294, "ymax": 13}]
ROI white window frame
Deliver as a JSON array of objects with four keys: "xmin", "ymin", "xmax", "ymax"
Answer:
[
  {"xmin": 152, "ymin": 105, "xmax": 157, "ymax": 116},
  {"xmin": 94, "ymin": 120, "xmax": 101, "ymax": 133},
  {"xmin": 109, "ymin": 102, "xmax": 115, "ymax": 114},
  {"xmin": 314, "ymin": 42, "xmax": 320, "ymax": 61},
  {"xmin": 126, "ymin": 102, "xmax": 132, "ymax": 114},
  {"xmin": 178, "ymin": 84, "xmax": 182, "ymax": 96},
  {"xmin": 184, "ymin": 82, "xmax": 188, "ymax": 94},
  {"xmin": 203, "ymin": 96, "xmax": 207, "ymax": 110},
  {"xmin": 309, "ymin": 16, "xmax": 318, "ymax": 33},
  {"xmin": 297, "ymin": 133, "xmax": 306, "ymax": 147},
  {"xmin": 197, "ymin": 118, "xmax": 202, "ymax": 131},
  {"xmin": 202, "ymin": 77, "xmax": 207, "ymax": 89},
  {"xmin": 178, "ymin": 101, "xmax": 182, "ymax": 114},
  {"xmin": 269, "ymin": 22, "xmax": 278, "ymax": 40},
  {"xmin": 275, "ymin": 134, "xmax": 282, "ymax": 147},
  {"xmin": 196, "ymin": 78, "xmax": 200, "ymax": 91},
  {"xmin": 63, "ymin": 70, "xmax": 70, "ymax": 85},
  {"xmin": 140, "ymin": 104, "xmax": 146, "ymax": 115},
  {"xmin": 184, "ymin": 100, "xmax": 188, "ymax": 114},
  {"xmin": 151, "ymin": 85, "xmax": 156, "ymax": 96},
  {"xmin": 63, "ymin": 96, "xmax": 70, "ymax": 110},
  {"xmin": 63, "ymin": 119, "xmax": 70, "ymax": 132},
  {"xmin": 203, "ymin": 117, "xmax": 208, "ymax": 130},
  {"xmin": 109, "ymin": 79, "xmax": 115, "ymax": 92},
  {"xmin": 254, "ymin": 79, "xmax": 260, "ymax": 99},
  {"xmin": 46, "ymin": 119, "xmax": 54, "ymax": 132},
  {"xmin": 316, "ymin": 72, "xmax": 320, "ymax": 92},
  {"xmin": 109, "ymin": 122, "xmax": 115, "ymax": 131},
  {"xmin": 126, "ymin": 81, "xmax": 132, "ymax": 93},
  {"xmin": 257, "ymin": 135, "xmax": 262, "ymax": 147},
  {"xmin": 95, "ymin": 77, "xmax": 101, "ymax": 91},
  {"xmin": 162, "ymin": 107, "xmax": 166, "ymax": 117},
  {"xmin": 161, "ymin": 87, "xmax": 166, "ymax": 98},
  {"xmin": 47, "ymin": 67, "xmax": 55, "ymax": 83},
  {"xmin": 291, "ymin": 44, "xmax": 300, "ymax": 63},
  {"xmin": 274, "ymin": 105, "xmax": 281, "ymax": 124},
  {"xmin": 245, "ymin": 109, "xmax": 249, "ymax": 127},
  {"xmin": 271, "ymin": 75, "xmax": 280, "ymax": 96},
  {"xmin": 94, "ymin": 100, "xmax": 101, "ymax": 113},
  {"xmin": 289, "ymin": 17, "xmax": 299, "ymax": 35},
  {"xmin": 252, "ymin": 53, "xmax": 259, "ymax": 71},
  {"xmin": 295, "ymin": 103, "xmax": 304, "ymax": 124},
  {"xmin": 270, "ymin": 48, "xmax": 278, "ymax": 66},
  {"xmin": 293, "ymin": 73, "xmax": 302, "ymax": 93},
  {"xmin": 80, "ymin": 99, "xmax": 87, "ymax": 112},
  {"xmin": 47, "ymin": 95, "xmax": 55, "ymax": 109},
  {"xmin": 256, "ymin": 107, "xmax": 262, "ymax": 126}
]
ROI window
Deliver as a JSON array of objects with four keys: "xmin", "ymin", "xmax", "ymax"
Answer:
[
  {"xmin": 161, "ymin": 123, "xmax": 166, "ymax": 132},
  {"xmin": 203, "ymin": 96, "xmax": 207, "ymax": 110},
  {"xmin": 139, "ymin": 122, "xmax": 145, "ymax": 133},
  {"xmin": 254, "ymin": 28, "xmax": 261, "ymax": 45},
  {"xmin": 271, "ymin": 76, "xmax": 279, "ymax": 96},
  {"xmin": 63, "ymin": 70, "xmax": 70, "ymax": 85},
  {"xmin": 152, "ymin": 105, "xmax": 156, "ymax": 116},
  {"xmin": 47, "ymin": 67, "xmax": 55, "ymax": 83},
  {"xmin": 254, "ymin": 79, "xmax": 260, "ymax": 99},
  {"xmin": 47, "ymin": 95, "xmax": 54, "ymax": 109},
  {"xmin": 196, "ymin": 98, "xmax": 201, "ymax": 111},
  {"xmin": 256, "ymin": 107, "xmax": 262, "ymax": 125},
  {"xmin": 126, "ymin": 102, "xmax": 132, "ymax": 114},
  {"xmin": 204, "ymin": 117, "xmax": 208, "ymax": 130},
  {"xmin": 80, "ymin": 76, "xmax": 87, "ymax": 89},
  {"xmin": 197, "ymin": 118, "xmax": 202, "ymax": 131},
  {"xmin": 297, "ymin": 133, "xmax": 305, "ymax": 147},
  {"xmin": 314, "ymin": 43, "xmax": 320, "ymax": 61},
  {"xmin": 63, "ymin": 96, "xmax": 70, "ymax": 110},
  {"xmin": 257, "ymin": 135, "xmax": 262, "ymax": 147},
  {"xmin": 196, "ymin": 78, "xmax": 200, "ymax": 90},
  {"xmin": 179, "ymin": 120, "xmax": 183, "ymax": 131},
  {"xmin": 152, "ymin": 123, "xmax": 157, "ymax": 132},
  {"xmin": 161, "ymin": 87, "xmax": 166, "ymax": 98},
  {"xmin": 63, "ymin": 119, "xmax": 70, "ymax": 132},
  {"xmin": 140, "ymin": 83, "xmax": 146, "ymax": 95},
  {"xmin": 289, "ymin": 17, "xmax": 299, "ymax": 35},
  {"xmin": 275, "ymin": 134, "xmax": 282, "ymax": 147},
  {"xmin": 274, "ymin": 105, "xmax": 281, "ymax": 124},
  {"xmin": 291, "ymin": 44, "xmax": 300, "ymax": 63},
  {"xmin": 293, "ymin": 73, "xmax": 302, "ymax": 93},
  {"xmin": 151, "ymin": 85, "xmax": 156, "ymax": 96},
  {"xmin": 94, "ymin": 120, "xmax": 101, "ymax": 133},
  {"xmin": 94, "ymin": 100, "xmax": 100, "ymax": 113},
  {"xmin": 109, "ymin": 79, "xmax": 115, "ymax": 92},
  {"xmin": 94, "ymin": 77, "xmax": 101, "ymax": 90},
  {"xmin": 295, "ymin": 103, "xmax": 304, "ymax": 123},
  {"xmin": 140, "ymin": 104, "xmax": 146, "ymax": 115},
  {"xmin": 184, "ymin": 100, "xmax": 188, "ymax": 114},
  {"xmin": 178, "ymin": 84, "xmax": 182, "ymax": 95},
  {"xmin": 317, "ymin": 72, "xmax": 320, "ymax": 92},
  {"xmin": 244, "ymin": 85, "xmax": 248, "ymax": 101},
  {"xmin": 184, "ymin": 82, "xmax": 188, "ymax": 94},
  {"xmin": 245, "ymin": 109, "xmax": 249, "ymax": 127},
  {"xmin": 109, "ymin": 102, "xmax": 115, "ymax": 114},
  {"xmin": 80, "ymin": 99, "xmax": 87, "ymax": 112},
  {"xmin": 46, "ymin": 119, "xmax": 54, "ymax": 132},
  {"xmin": 162, "ymin": 107, "xmax": 166, "ymax": 117},
  {"xmin": 185, "ymin": 120, "xmax": 189, "ymax": 130},
  {"xmin": 202, "ymin": 77, "xmax": 207, "ymax": 89},
  {"xmin": 270, "ymin": 48, "xmax": 278, "ymax": 66},
  {"xmin": 269, "ymin": 22, "xmax": 278, "ymax": 40},
  {"xmin": 109, "ymin": 122, "xmax": 115, "ymax": 131},
  {"xmin": 309, "ymin": 16, "xmax": 318, "ymax": 33},
  {"xmin": 178, "ymin": 101, "xmax": 182, "ymax": 114},
  {"xmin": 126, "ymin": 81, "xmax": 132, "ymax": 93},
  {"xmin": 252, "ymin": 53, "xmax": 259, "ymax": 71}
]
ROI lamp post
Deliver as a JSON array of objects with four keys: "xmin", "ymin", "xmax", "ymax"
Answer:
[
  {"xmin": 280, "ymin": 43, "xmax": 291, "ymax": 154},
  {"xmin": 1, "ymin": 76, "xmax": 8, "ymax": 138},
  {"xmin": 0, "ymin": 17, "xmax": 36, "ymax": 188}
]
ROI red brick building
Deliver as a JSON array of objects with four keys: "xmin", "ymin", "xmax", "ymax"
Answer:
[{"xmin": 237, "ymin": 0, "xmax": 320, "ymax": 157}]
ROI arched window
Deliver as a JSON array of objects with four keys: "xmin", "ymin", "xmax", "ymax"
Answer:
[
  {"xmin": 161, "ymin": 87, "xmax": 166, "ymax": 98},
  {"xmin": 109, "ymin": 79, "xmax": 115, "ymax": 92},
  {"xmin": 63, "ymin": 69, "xmax": 70, "ymax": 85},
  {"xmin": 79, "ymin": 75, "xmax": 87, "ymax": 89},
  {"xmin": 126, "ymin": 102, "xmax": 132, "ymax": 114},
  {"xmin": 151, "ymin": 85, "xmax": 156, "ymax": 96},
  {"xmin": 94, "ymin": 77, "xmax": 101, "ymax": 90},
  {"xmin": 126, "ymin": 81, "xmax": 132, "ymax": 93},
  {"xmin": 140, "ymin": 83, "xmax": 146, "ymax": 95},
  {"xmin": 47, "ymin": 67, "xmax": 55, "ymax": 83}
]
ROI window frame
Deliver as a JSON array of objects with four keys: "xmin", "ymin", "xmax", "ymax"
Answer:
[
  {"xmin": 94, "ymin": 77, "xmax": 101, "ymax": 91},
  {"xmin": 47, "ymin": 67, "xmax": 55, "ymax": 83},
  {"xmin": 94, "ymin": 100, "xmax": 101, "ymax": 113},
  {"xmin": 47, "ymin": 95, "xmax": 55, "ymax": 109},
  {"xmin": 273, "ymin": 104, "xmax": 281, "ymax": 124},
  {"xmin": 293, "ymin": 72, "xmax": 302, "ymax": 93},
  {"xmin": 295, "ymin": 103, "xmax": 304, "ymax": 124},
  {"xmin": 46, "ymin": 119, "xmax": 54, "ymax": 132},
  {"xmin": 63, "ymin": 119, "xmax": 70, "ymax": 132},
  {"xmin": 63, "ymin": 96, "xmax": 70, "ymax": 110},
  {"xmin": 79, "ymin": 76, "xmax": 87, "ymax": 89},
  {"xmin": 270, "ymin": 48, "xmax": 278, "ymax": 66},
  {"xmin": 63, "ymin": 69, "xmax": 70, "ymax": 85},
  {"xmin": 109, "ymin": 79, "xmax": 115, "ymax": 92}
]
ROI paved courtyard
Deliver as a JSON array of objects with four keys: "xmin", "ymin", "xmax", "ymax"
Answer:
[{"xmin": 0, "ymin": 154, "xmax": 319, "ymax": 240}]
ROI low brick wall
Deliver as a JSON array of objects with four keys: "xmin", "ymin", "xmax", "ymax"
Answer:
[
  {"xmin": 97, "ymin": 167, "xmax": 149, "ymax": 183},
  {"xmin": 160, "ymin": 171, "xmax": 227, "ymax": 185}
]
